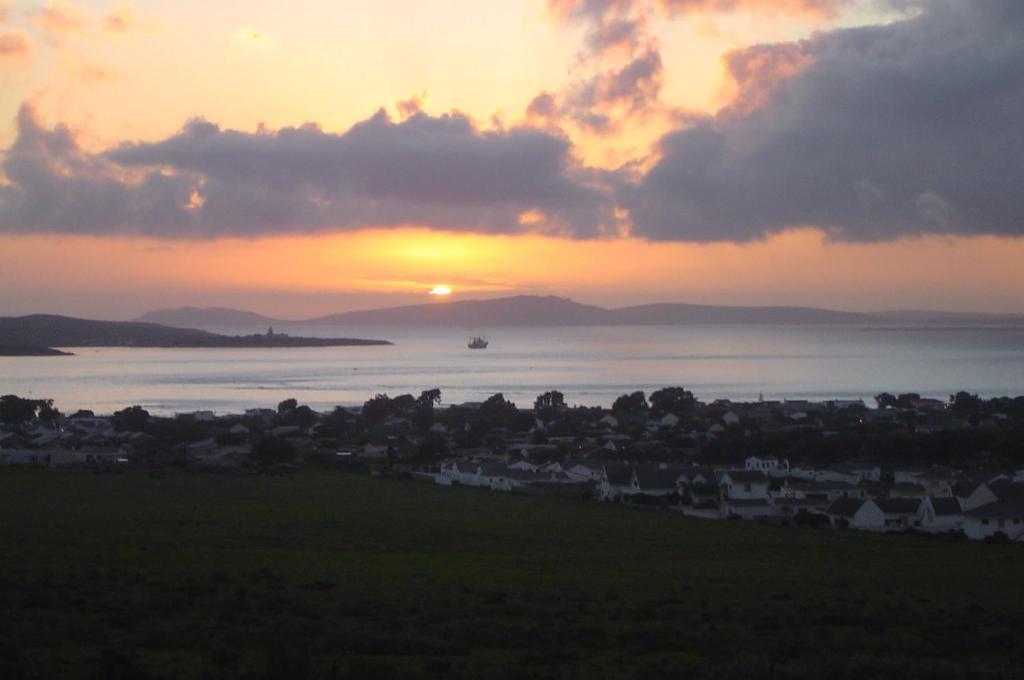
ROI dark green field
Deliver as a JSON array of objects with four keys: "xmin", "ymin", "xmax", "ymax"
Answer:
[{"xmin": 0, "ymin": 470, "xmax": 1021, "ymax": 679}]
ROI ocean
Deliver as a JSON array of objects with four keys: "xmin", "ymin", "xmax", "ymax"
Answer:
[{"xmin": 2, "ymin": 324, "xmax": 1023, "ymax": 415}]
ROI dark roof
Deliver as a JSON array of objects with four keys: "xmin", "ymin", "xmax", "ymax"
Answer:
[
  {"xmin": 724, "ymin": 498, "xmax": 771, "ymax": 508},
  {"xmin": 775, "ymin": 497, "xmax": 830, "ymax": 508},
  {"xmin": 604, "ymin": 464, "xmax": 633, "ymax": 486},
  {"xmin": 876, "ymin": 498, "xmax": 922, "ymax": 515},
  {"xmin": 929, "ymin": 497, "xmax": 963, "ymax": 516},
  {"xmin": 965, "ymin": 499, "xmax": 1024, "ymax": 520},
  {"xmin": 952, "ymin": 480, "xmax": 986, "ymax": 497},
  {"xmin": 718, "ymin": 470, "xmax": 768, "ymax": 484},
  {"xmin": 991, "ymin": 481, "xmax": 1024, "ymax": 502},
  {"xmin": 633, "ymin": 466, "xmax": 682, "ymax": 490},
  {"xmin": 826, "ymin": 498, "xmax": 867, "ymax": 518}
]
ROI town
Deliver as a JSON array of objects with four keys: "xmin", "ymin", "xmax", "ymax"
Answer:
[{"xmin": 2, "ymin": 388, "xmax": 1023, "ymax": 542}]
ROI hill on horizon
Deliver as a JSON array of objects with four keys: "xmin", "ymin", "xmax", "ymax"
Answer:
[
  {"xmin": 125, "ymin": 294, "xmax": 1024, "ymax": 329},
  {"xmin": 126, "ymin": 295, "xmax": 1024, "ymax": 329},
  {"xmin": 0, "ymin": 315, "xmax": 390, "ymax": 348}
]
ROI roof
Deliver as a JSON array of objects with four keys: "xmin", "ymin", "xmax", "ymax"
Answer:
[
  {"xmin": 826, "ymin": 498, "xmax": 867, "ymax": 518},
  {"xmin": 774, "ymin": 497, "xmax": 830, "ymax": 508},
  {"xmin": 633, "ymin": 466, "xmax": 682, "ymax": 490},
  {"xmin": 965, "ymin": 499, "xmax": 1024, "ymax": 520},
  {"xmin": 990, "ymin": 481, "xmax": 1024, "ymax": 502},
  {"xmin": 876, "ymin": 498, "xmax": 922, "ymax": 515},
  {"xmin": 717, "ymin": 470, "xmax": 768, "ymax": 484},
  {"xmin": 928, "ymin": 497, "xmax": 963, "ymax": 516},
  {"xmin": 603, "ymin": 464, "xmax": 633, "ymax": 486},
  {"xmin": 952, "ymin": 480, "xmax": 986, "ymax": 497}
]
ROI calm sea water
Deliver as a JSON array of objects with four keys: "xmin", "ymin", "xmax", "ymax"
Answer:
[{"xmin": 2, "ymin": 325, "xmax": 1023, "ymax": 415}]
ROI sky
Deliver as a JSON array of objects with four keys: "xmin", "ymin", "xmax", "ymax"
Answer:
[{"xmin": 1, "ymin": 0, "xmax": 1023, "ymax": 319}]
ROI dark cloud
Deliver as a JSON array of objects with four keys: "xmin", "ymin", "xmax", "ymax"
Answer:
[
  {"xmin": 0, "ymin": 106, "xmax": 616, "ymax": 238},
  {"xmin": 626, "ymin": 0, "xmax": 1024, "ymax": 241}
]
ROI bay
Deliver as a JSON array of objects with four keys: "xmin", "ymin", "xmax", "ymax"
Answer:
[{"xmin": 1, "ymin": 324, "xmax": 1023, "ymax": 415}]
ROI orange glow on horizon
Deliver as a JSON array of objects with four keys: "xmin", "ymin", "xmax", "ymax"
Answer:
[{"xmin": 3, "ymin": 228, "xmax": 1024, "ymax": 318}]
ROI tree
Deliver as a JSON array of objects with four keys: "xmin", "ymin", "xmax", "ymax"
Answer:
[
  {"xmin": 649, "ymin": 387, "xmax": 696, "ymax": 416},
  {"xmin": 534, "ymin": 391, "xmax": 565, "ymax": 415},
  {"xmin": 36, "ymin": 401, "xmax": 62, "ymax": 428},
  {"xmin": 0, "ymin": 395, "xmax": 48, "ymax": 425},
  {"xmin": 277, "ymin": 398, "xmax": 298, "ymax": 416},
  {"xmin": 951, "ymin": 391, "xmax": 982, "ymax": 415},
  {"xmin": 874, "ymin": 392, "xmax": 897, "ymax": 409},
  {"xmin": 612, "ymin": 391, "xmax": 648, "ymax": 415},
  {"xmin": 112, "ymin": 405, "xmax": 150, "ymax": 432},
  {"xmin": 361, "ymin": 394, "xmax": 394, "ymax": 424},
  {"xmin": 479, "ymin": 393, "xmax": 519, "ymax": 429},
  {"xmin": 251, "ymin": 435, "xmax": 296, "ymax": 467},
  {"xmin": 418, "ymin": 388, "xmax": 442, "ymax": 408}
]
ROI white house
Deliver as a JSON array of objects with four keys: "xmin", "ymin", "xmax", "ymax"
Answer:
[
  {"xmin": 875, "ymin": 498, "xmax": 922, "ymax": 530},
  {"xmin": 827, "ymin": 498, "xmax": 885, "ymax": 531},
  {"xmin": 600, "ymin": 465, "xmax": 634, "ymax": 502},
  {"xmin": 629, "ymin": 467, "xmax": 682, "ymax": 499},
  {"xmin": 963, "ymin": 501, "xmax": 1024, "ymax": 541},
  {"xmin": 717, "ymin": 470, "xmax": 770, "ymax": 500},
  {"xmin": 744, "ymin": 456, "xmax": 789, "ymax": 475},
  {"xmin": 953, "ymin": 481, "xmax": 999, "ymax": 511},
  {"xmin": 916, "ymin": 497, "xmax": 965, "ymax": 533},
  {"xmin": 722, "ymin": 498, "xmax": 772, "ymax": 520}
]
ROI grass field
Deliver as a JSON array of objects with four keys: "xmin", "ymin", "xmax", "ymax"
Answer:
[{"xmin": 0, "ymin": 470, "xmax": 1022, "ymax": 679}]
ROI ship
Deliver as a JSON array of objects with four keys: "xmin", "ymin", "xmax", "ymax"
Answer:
[{"xmin": 467, "ymin": 336, "xmax": 489, "ymax": 349}]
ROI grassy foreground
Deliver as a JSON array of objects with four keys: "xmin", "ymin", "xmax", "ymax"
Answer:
[{"xmin": 0, "ymin": 470, "xmax": 1022, "ymax": 679}]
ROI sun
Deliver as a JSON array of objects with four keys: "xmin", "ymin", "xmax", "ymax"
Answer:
[{"xmin": 428, "ymin": 285, "xmax": 452, "ymax": 296}]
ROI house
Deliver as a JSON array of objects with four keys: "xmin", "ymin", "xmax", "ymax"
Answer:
[
  {"xmin": 600, "ymin": 465, "xmax": 634, "ymax": 502},
  {"xmin": 629, "ymin": 466, "xmax": 681, "ymax": 499},
  {"xmin": 659, "ymin": 413, "xmax": 681, "ymax": 428},
  {"xmin": 722, "ymin": 498, "xmax": 773, "ymax": 520},
  {"xmin": 722, "ymin": 411, "xmax": 741, "ymax": 426},
  {"xmin": 963, "ymin": 500, "xmax": 1024, "ymax": 541},
  {"xmin": 745, "ymin": 456, "xmax": 789, "ymax": 476},
  {"xmin": 717, "ymin": 470, "xmax": 769, "ymax": 500},
  {"xmin": 888, "ymin": 482, "xmax": 929, "ymax": 499},
  {"xmin": 875, "ymin": 498, "xmax": 922, "ymax": 530},
  {"xmin": 827, "ymin": 498, "xmax": 885, "ymax": 531},
  {"xmin": 953, "ymin": 481, "xmax": 999, "ymax": 511},
  {"xmin": 781, "ymin": 480, "xmax": 866, "ymax": 503},
  {"xmin": 916, "ymin": 497, "xmax": 964, "ymax": 533},
  {"xmin": 772, "ymin": 496, "xmax": 830, "ymax": 520}
]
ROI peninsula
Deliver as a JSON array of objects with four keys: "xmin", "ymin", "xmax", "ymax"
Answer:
[{"xmin": 0, "ymin": 315, "xmax": 391, "ymax": 351}]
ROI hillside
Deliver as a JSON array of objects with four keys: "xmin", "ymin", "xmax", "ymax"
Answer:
[
  {"xmin": 0, "ymin": 470, "xmax": 1020, "ymax": 679},
  {"xmin": 135, "ymin": 306, "xmax": 281, "ymax": 327},
  {"xmin": 311, "ymin": 294, "xmax": 612, "ymax": 326},
  {"xmin": 609, "ymin": 302, "xmax": 878, "ymax": 325},
  {"xmin": 133, "ymin": 296, "xmax": 1024, "ymax": 329},
  {"xmin": 0, "ymin": 315, "xmax": 390, "ymax": 348}
]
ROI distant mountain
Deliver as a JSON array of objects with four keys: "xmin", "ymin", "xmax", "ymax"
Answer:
[
  {"xmin": 876, "ymin": 310, "xmax": 1024, "ymax": 326},
  {"xmin": 0, "ymin": 345, "xmax": 73, "ymax": 356},
  {"xmin": 609, "ymin": 303, "xmax": 878, "ymax": 325},
  {"xmin": 135, "ymin": 307, "xmax": 282, "ymax": 327},
  {"xmin": 310, "ymin": 295, "xmax": 612, "ymax": 326},
  {"xmin": 129, "ymin": 296, "xmax": 1024, "ymax": 329},
  {"xmin": 0, "ymin": 315, "xmax": 390, "ymax": 348}
]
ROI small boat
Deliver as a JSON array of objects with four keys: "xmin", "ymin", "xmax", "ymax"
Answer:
[{"xmin": 467, "ymin": 336, "xmax": 489, "ymax": 349}]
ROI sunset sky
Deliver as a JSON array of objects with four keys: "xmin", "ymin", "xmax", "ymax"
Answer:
[{"xmin": 1, "ymin": 0, "xmax": 1022, "ymax": 318}]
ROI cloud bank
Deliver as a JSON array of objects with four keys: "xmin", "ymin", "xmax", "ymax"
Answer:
[
  {"xmin": 1, "ymin": 1, "xmax": 1023, "ymax": 243},
  {"xmin": 625, "ymin": 0, "xmax": 1024, "ymax": 241},
  {"xmin": 0, "ymin": 107, "xmax": 615, "ymax": 238}
]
